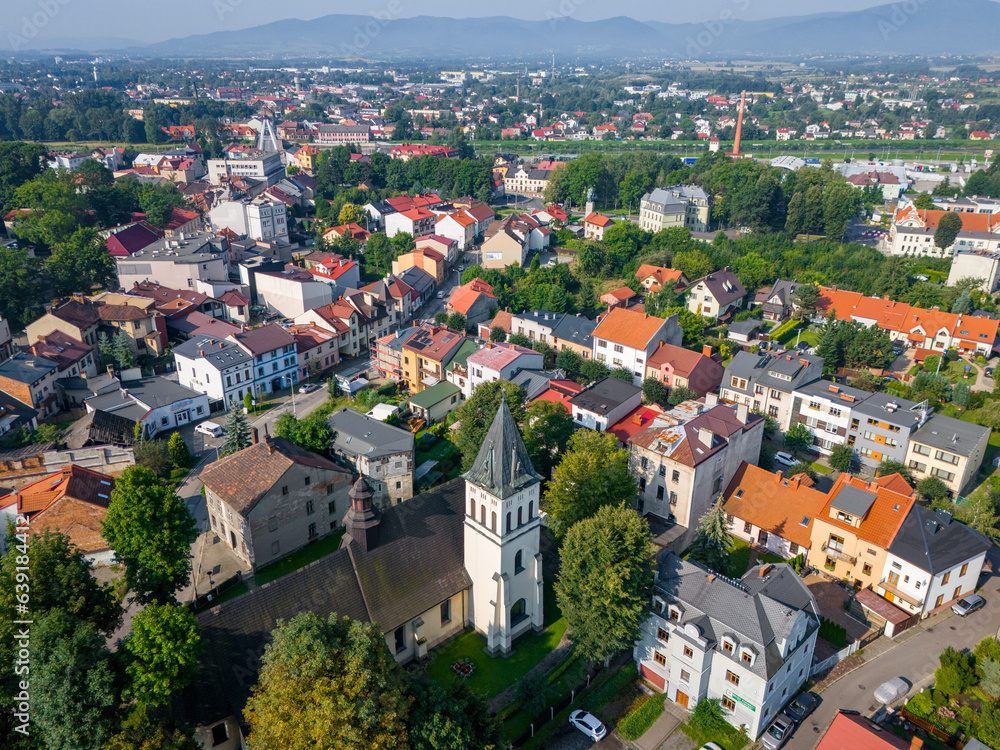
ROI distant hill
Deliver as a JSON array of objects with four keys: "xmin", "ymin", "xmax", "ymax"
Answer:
[{"xmin": 7, "ymin": 1, "xmax": 1000, "ymax": 58}]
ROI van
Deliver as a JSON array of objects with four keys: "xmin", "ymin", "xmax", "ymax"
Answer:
[{"xmin": 195, "ymin": 421, "xmax": 223, "ymax": 438}]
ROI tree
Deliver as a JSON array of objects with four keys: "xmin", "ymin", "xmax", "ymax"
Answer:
[
  {"xmin": 489, "ymin": 326, "xmax": 507, "ymax": 342},
  {"xmin": 691, "ymin": 698, "xmax": 727, "ymax": 734},
  {"xmin": 823, "ymin": 182, "xmax": 858, "ymax": 239},
  {"xmin": 876, "ymin": 458, "xmax": 913, "ymax": 484},
  {"xmin": 508, "ymin": 332, "xmax": 530, "ymax": 347},
  {"xmin": 168, "ymin": 432, "xmax": 190, "ymax": 469},
  {"xmin": 912, "ymin": 193, "xmax": 936, "ymax": 210},
  {"xmin": 274, "ymin": 412, "xmax": 333, "ymax": 454},
  {"xmin": 244, "ymin": 391, "xmax": 254, "ymax": 413},
  {"xmin": 125, "ymin": 603, "xmax": 203, "ymax": 707},
  {"xmin": 338, "ymin": 203, "xmax": 365, "ymax": 226},
  {"xmin": 105, "ymin": 708, "xmax": 200, "ymax": 750},
  {"xmin": 793, "ymin": 283, "xmax": 821, "ymax": 317},
  {"xmin": 828, "ymin": 444, "xmax": 857, "ymax": 474},
  {"xmin": 642, "ymin": 377, "xmax": 668, "ymax": 407},
  {"xmin": 433, "ymin": 311, "xmax": 449, "ymax": 327},
  {"xmin": 934, "ymin": 211, "xmax": 963, "ymax": 252},
  {"xmin": 917, "ymin": 476, "xmax": 950, "ymax": 505},
  {"xmin": 953, "ymin": 381, "xmax": 971, "ymax": 408},
  {"xmin": 578, "ymin": 280, "xmax": 599, "ymax": 317},
  {"xmin": 555, "ymin": 348, "xmax": 582, "ymax": 377},
  {"xmin": 543, "ymin": 430, "xmax": 635, "ymax": 537},
  {"xmin": 0, "ymin": 245, "xmax": 43, "ymax": 330},
  {"xmin": 446, "ymin": 312, "xmax": 467, "ymax": 332},
  {"xmin": 45, "ymin": 227, "xmax": 117, "ymax": 297},
  {"xmin": 610, "ymin": 366, "xmax": 634, "ymax": 382},
  {"xmin": 31, "ymin": 610, "xmax": 120, "ymax": 750},
  {"xmin": 978, "ymin": 702, "xmax": 1000, "ymax": 748},
  {"xmin": 223, "ymin": 404, "xmax": 252, "ymax": 455},
  {"xmin": 406, "ymin": 678, "xmax": 501, "ymax": 750},
  {"xmin": 686, "ymin": 499, "xmax": 734, "ymax": 575},
  {"xmin": 134, "ymin": 438, "xmax": 171, "ymax": 478},
  {"xmin": 783, "ymin": 422, "xmax": 813, "ymax": 455},
  {"xmin": 515, "ymin": 673, "xmax": 557, "ymax": 716},
  {"xmin": 454, "ymin": 380, "xmax": 527, "ymax": 470},
  {"xmin": 935, "ymin": 646, "xmax": 976, "ymax": 696},
  {"xmin": 103, "ymin": 466, "xmax": 198, "ymax": 605},
  {"xmin": 555, "ymin": 504, "xmax": 655, "ymax": 664},
  {"xmin": 785, "ymin": 191, "xmax": 805, "ymax": 236},
  {"xmin": 667, "ymin": 386, "xmax": 698, "ymax": 406},
  {"xmin": 951, "ymin": 289, "xmax": 973, "ymax": 315},
  {"xmin": 579, "ymin": 358, "xmax": 610, "ymax": 383},
  {"xmin": 524, "ymin": 400, "xmax": 575, "ymax": 480},
  {"xmin": 112, "ymin": 329, "xmax": 137, "ymax": 370},
  {"xmin": 244, "ymin": 612, "xmax": 411, "ymax": 750}
]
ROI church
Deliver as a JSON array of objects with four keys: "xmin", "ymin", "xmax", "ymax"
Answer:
[{"xmin": 177, "ymin": 398, "xmax": 545, "ymax": 750}]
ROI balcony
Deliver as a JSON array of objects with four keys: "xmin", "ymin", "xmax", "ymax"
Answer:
[
  {"xmin": 821, "ymin": 544, "xmax": 857, "ymax": 565},
  {"xmin": 878, "ymin": 579, "xmax": 923, "ymax": 609}
]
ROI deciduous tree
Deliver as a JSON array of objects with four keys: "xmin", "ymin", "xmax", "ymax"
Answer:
[
  {"xmin": 124, "ymin": 604, "xmax": 203, "ymax": 707},
  {"xmin": 524, "ymin": 400, "xmax": 575, "ymax": 480},
  {"xmin": 934, "ymin": 211, "xmax": 963, "ymax": 252}
]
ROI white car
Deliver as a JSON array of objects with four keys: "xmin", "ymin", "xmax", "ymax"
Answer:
[
  {"xmin": 698, "ymin": 745, "xmax": 724, "ymax": 750},
  {"xmin": 774, "ymin": 451, "xmax": 796, "ymax": 467},
  {"xmin": 436, "ymin": 291, "xmax": 444, "ymax": 299},
  {"xmin": 874, "ymin": 677, "xmax": 909, "ymax": 705},
  {"xmin": 568, "ymin": 710, "xmax": 607, "ymax": 742}
]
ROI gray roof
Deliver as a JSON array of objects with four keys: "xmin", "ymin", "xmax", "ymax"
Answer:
[
  {"xmin": 379, "ymin": 325, "xmax": 421, "ymax": 354},
  {"xmin": 85, "ymin": 376, "xmax": 202, "ymax": 413},
  {"xmin": 727, "ymin": 319, "xmax": 767, "ymax": 336},
  {"xmin": 122, "ymin": 231, "xmax": 225, "ymax": 265},
  {"xmin": 510, "ymin": 369, "xmax": 564, "ymax": 401},
  {"xmin": 0, "ymin": 352, "xmax": 58, "ymax": 384},
  {"xmin": 760, "ymin": 279, "xmax": 802, "ymax": 309},
  {"xmin": 569, "ymin": 376, "xmax": 642, "ymax": 415},
  {"xmin": 173, "ymin": 335, "xmax": 253, "ymax": 371},
  {"xmin": 850, "ymin": 391, "xmax": 927, "ymax": 429},
  {"xmin": 910, "ymin": 413, "xmax": 990, "ymax": 458},
  {"xmin": 230, "ymin": 323, "xmax": 295, "ymax": 356},
  {"xmin": 829, "ymin": 485, "xmax": 877, "ymax": 518},
  {"xmin": 692, "ymin": 268, "xmax": 747, "ymax": 306},
  {"xmin": 327, "ymin": 407, "xmax": 415, "ymax": 460},
  {"xmin": 888, "ymin": 504, "xmax": 991, "ymax": 575},
  {"xmin": 641, "ymin": 187, "xmax": 686, "ymax": 214},
  {"xmin": 550, "ymin": 313, "xmax": 598, "ymax": 350},
  {"xmin": 723, "ymin": 350, "xmax": 823, "ymax": 397},
  {"xmin": 793, "ymin": 379, "xmax": 872, "ymax": 404},
  {"xmin": 463, "ymin": 396, "xmax": 540, "ymax": 497},
  {"xmin": 397, "ymin": 266, "xmax": 436, "ymax": 296},
  {"xmin": 653, "ymin": 552, "xmax": 818, "ymax": 681},
  {"xmin": 511, "ymin": 309, "xmax": 565, "ymax": 329}
]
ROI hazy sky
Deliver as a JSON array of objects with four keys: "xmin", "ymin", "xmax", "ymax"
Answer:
[{"xmin": 2, "ymin": 0, "xmax": 904, "ymax": 45}]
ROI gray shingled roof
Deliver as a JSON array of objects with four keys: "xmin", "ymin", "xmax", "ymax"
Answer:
[
  {"xmin": 327, "ymin": 408, "xmax": 415, "ymax": 461},
  {"xmin": 910, "ymin": 413, "xmax": 990, "ymax": 458},
  {"xmin": 723, "ymin": 350, "xmax": 823, "ymax": 397},
  {"xmin": 569, "ymin": 376, "xmax": 642, "ymax": 415},
  {"xmin": 888, "ymin": 504, "xmax": 991, "ymax": 575},
  {"xmin": 463, "ymin": 397, "xmax": 541, "ymax": 497}
]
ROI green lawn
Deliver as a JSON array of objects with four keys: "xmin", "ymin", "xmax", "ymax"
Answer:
[
  {"xmin": 756, "ymin": 551, "xmax": 786, "ymax": 566},
  {"xmin": 810, "ymin": 461, "xmax": 833, "ymax": 475},
  {"xmin": 943, "ymin": 359, "xmax": 978, "ymax": 385},
  {"xmin": 426, "ymin": 618, "xmax": 569, "ymax": 699},
  {"xmin": 728, "ymin": 538, "xmax": 752, "ymax": 577},
  {"xmin": 681, "ymin": 719, "xmax": 749, "ymax": 750},
  {"xmin": 194, "ymin": 580, "xmax": 249, "ymax": 612},
  {"xmin": 254, "ymin": 529, "xmax": 346, "ymax": 586},
  {"xmin": 796, "ymin": 329, "xmax": 821, "ymax": 347}
]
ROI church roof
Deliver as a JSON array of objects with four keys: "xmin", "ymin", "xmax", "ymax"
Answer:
[{"xmin": 462, "ymin": 397, "xmax": 541, "ymax": 497}]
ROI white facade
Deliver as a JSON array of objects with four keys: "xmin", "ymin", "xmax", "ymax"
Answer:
[
  {"xmin": 880, "ymin": 549, "xmax": 986, "ymax": 619},
  {"xmin": 174, "ymin": 342, "xmax": 254, "ymax": 411},
  {"xmin": 462, "ymin": 349, "xmax": 544, "ymax": 399},
  {"xmin": 143, "ymin": 392, "xmax": 211, "ymax": 436},
  {"xmin": 207, "ymin": 152, "xmax": 284, "ymax": 185},
  {"xmin": 946, "ymin": 249, "xmax": 1000, "ymax": 293},
  {"xmin": 254, "ymin": 272, "xmax": 334, "ymax": 319},
  {"xmin": 209, "ymin": 198, "xmax": 289, "ymax": 243}
]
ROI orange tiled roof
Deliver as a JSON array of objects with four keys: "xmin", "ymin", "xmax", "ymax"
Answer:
[
  {"xmin": 636, "ymin": 264, "xmax": 684, "ymax": 290},
  {"xmin": 583, "ymin": 212, "xmax": 615, "ymax": 228},
  {"xmin": 894, "ymin": 206, "xmax": 1000, "ymax": 233},
  {"xmin": 30, "ymin": 496, "xmax": 111, "ymax": 554},
  {"xmin": 592, "ymin": 307, "xmax": 668, "ymax": 350},
  {"xmin": 448, "ymin": 278, "xmax": 496, "ymax": 316},
  {"xmin": 722, "ymin": 462, "xmax": 829, "ymax": 549},
  {"xmin": 819, "ymin": 473, "xmax": 914, "ymax": 548},
  {"xmin": 14, "ymin": 466, "xmax": 115, "ymax": 516}
]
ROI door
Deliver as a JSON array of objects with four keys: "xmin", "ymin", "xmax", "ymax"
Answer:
[
  {"xmin": 884, "ymin": 591, "xmax": 895, "ymax": 603},
  {"xmin": 888, "ymin": 570, "xmax": 900, "ymax": 587},
  {"xmin": 758, "ymin": 530, "xmax": 768, "ymax": 545},
  {"xmin": 676, "ymin": 690, "xmax": 689, "ymax": 709}
]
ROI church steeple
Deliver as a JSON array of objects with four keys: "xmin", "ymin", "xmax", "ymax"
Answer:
[
  {"xmin": 344, "ymin": 474, "xmax": 380, "ymax": 553},
  {"xmin": 463, "ymin": 395, "xmax": 541, "ymax": 497}
]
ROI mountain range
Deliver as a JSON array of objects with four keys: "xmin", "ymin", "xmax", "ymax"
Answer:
[{"xmin": 8, "ymin": 0, "xmax": 1000, "ymax": 59}]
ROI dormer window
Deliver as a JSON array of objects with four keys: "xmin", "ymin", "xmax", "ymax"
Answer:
[
  {"xmin": 722, "ymin": 639, "xmax": 734, "ymax": 654},
  {"xmin": 668, "ymin": 606, "xmax": 681, "ymax": 622}
]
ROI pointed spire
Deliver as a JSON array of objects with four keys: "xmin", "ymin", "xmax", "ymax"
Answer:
[{"xmin": 463, "ymin": 396, "xmax": 540, "ymax": 498}]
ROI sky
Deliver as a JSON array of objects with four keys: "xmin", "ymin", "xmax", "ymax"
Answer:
[{"xmin": 1, "ymin": 0, "xmax": 904, "ymax": 46}]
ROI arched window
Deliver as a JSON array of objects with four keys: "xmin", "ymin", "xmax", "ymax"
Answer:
[
  {"xmin": 491, "ymin": 511, "xmax": 497, "ymax": 533},
  {"xmin": 481, "ymin": 505, "xmax": 486, "ymax": 525},
  {"xmin": 517, "ymin": 506, "xmax": 523, "ymax": 527},
  {"xmin": 469, "ymin": 498, "xmax": 475, "ymax": 517},
  {"xmin": 506, "ymin": 512, "xmax": 511, "ymax": 533},
  {"xmin": 511, "ymin": 598, "xmax": 527, "ymax": 626},
  {"xmin": 514, "ymin": 550, "xmax": 524, "ymax": 573},
  {"xmin": 528, "ymin": 501, "xmax": 533, "ymax": 519}
]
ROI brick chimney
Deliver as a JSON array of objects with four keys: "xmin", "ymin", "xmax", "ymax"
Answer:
[
  {"xmin": 251, "ymin": 427, "xmax": 259, "ymax": 445},
  {"xmin": 909, "ymin": 738, "xmax": 923, "ymax": 750},
  {"xmin": 775, "ymin": 470, "xmax": 784, "ymax": 484},
  {"xmin": 702, "ymin": 344, "xmax": 712, "ymax": 357}
]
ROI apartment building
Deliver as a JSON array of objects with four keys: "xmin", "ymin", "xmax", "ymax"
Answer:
[
  {"xmin": 327, "ymin": 408, "xmax": 416, "ymax": 506},
  {"xmin": 26, "ymin": 299, "xmax": 101, "ymax": 355},
  {"xmin": 207, "ymin": 150, "xmax": 284, "ymax": 186},
  {"xmin": 848, "ymin": 393, "xmax": 929, "ymax": 472},
  {"xmin": 789, "ymin": 380, "xmax": 871, "ymax": 456},
  {"xmin": 458, "ymin": 344, "xmax": 542, "ymax": 400},
  {"xmin": 400, "ymin": 325, "xmax": 467, "ymax": 393},
  {"xmin": 904, "ymin": 414, "xmax": 990, "ymax": 495},
  {"xmin": 639, "ymin": 185, "xmax": 711, "ymax": 233},
  {"xmin": 720, "ymin": 350, "xmax": 824, "ymax": 427},
  {"xmin": 209, "ymin": 197, "xmax": 289, "ymax": 244},
  {"xmin": 645, "ymin": 343, "xmax": 724, "ymax": 397},
  {"xmin": 0, "ymin": 353, "xmax": 61, "ymax": 419},
  {"xmin": 254, "ymin": 267, "xmax": 334, "ymax": 319},
  {"xmin": 173, "ymin": 335, "xmax": 254, "ymax": 411},
  {"xmin": 591, "ymin": 308, "xmax": 683, "ymax": 386},
  {"xmin": 228, "ymin": 324, "xmax": 298, "ymax": 396},
  {"xmin": 115, "ymin": 233, "xmax": 230, "ymax": 292}
]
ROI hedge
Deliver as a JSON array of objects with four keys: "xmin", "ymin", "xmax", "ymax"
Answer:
[
  {"xmin": 772, "ymin": 319, "xmax": 805, "ymax": 345},
  {"xmin": 619, "ymin": 693, "xmax": 666, "ymax": 741},
  {"xmin": 546, "ymin": 652, "xmax": 580, "ymax": 685}
]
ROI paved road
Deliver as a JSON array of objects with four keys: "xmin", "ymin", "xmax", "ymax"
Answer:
[{"xmin": 785, "ymin": 564, "xmax": 1000, "ymax": 750}]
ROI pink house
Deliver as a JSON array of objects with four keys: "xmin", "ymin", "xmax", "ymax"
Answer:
[{"xmin": 645, "ymin": 342, "xmax": 724, "ymax": 396}]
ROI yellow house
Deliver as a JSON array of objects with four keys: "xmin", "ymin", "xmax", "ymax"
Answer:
[
  {"xmin": 400, "ymin": 324, "xmax": 466, "ymax": 393},
  {"xmin": 392, "ymin": 249, "xmax": 447, "ymax": 285},
  {"xmin": 295, "ymin": 145, "xmax": 320, "ymax": 172},
  {"xmin": 807, "ymin": 473, "xmax": 914, "ymax": 591}
]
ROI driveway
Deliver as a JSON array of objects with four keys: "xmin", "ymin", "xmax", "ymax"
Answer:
[{"xmin": 784, "ymin": 556, "xmax": 1000, "ymax": 749}]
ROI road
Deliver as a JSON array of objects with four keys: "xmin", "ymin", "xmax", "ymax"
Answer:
[{"xmin": 785, "ymin": 559, "xmax": 1000, "ymax": 750}]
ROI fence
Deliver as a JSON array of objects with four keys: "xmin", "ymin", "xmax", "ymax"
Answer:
[
  {"xmin": 810, "ymin": 640, "xmax": 861, "ymax": 677},
  {"xmin": 899, "ymin": 706, "xmax": 968, "ymax": 748},
  {"xmin": 188, "ymin": 572, "xmax": 243, "ymax": 612}
]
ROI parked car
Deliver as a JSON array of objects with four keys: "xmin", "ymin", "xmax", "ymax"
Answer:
[
  {"xmin": 774, "ymin": 451, "xmax": 796, "ymax": 467},
  {"xmin": 987, "ymin": 367, "xmax": 995, "ymax": 378},
  {"xmin": 785, "ymin": 691, "xmax": 819, "ymax": 723},
  {"xmin": 760, "ymin": 714, "xmax": 794, "ymax": 749},
  {"xmin": 299, "ymin": 383, "xmax": 321, "ymax": 394},
  {"xmin": 194, "ymin": 421, "xmax": 224, "ymax": 438},
  {"xmin": 874, "ymin": 677, "xmax": 909, "ymax": 705},
  {"xmin": 436, "ymin": 291, "xmax": 444, "ymax": 299},
  {"xmin": 568, "ymin": 710, "xmax": 607, "ymax": 742},
  {"xmin": 698, "ymin": 745, "xmax": 723, "ymax": 750},
  {"xmin": 952, "ymin": 593, "xmax": 985, "ymax": 617}
]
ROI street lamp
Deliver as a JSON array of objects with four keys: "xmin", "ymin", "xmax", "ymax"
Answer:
[{"xmin": 283, "ymin": 375, "xmax": 297, "ymax": 417}]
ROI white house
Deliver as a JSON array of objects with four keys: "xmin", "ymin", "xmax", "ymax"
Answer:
[
  {"xmin": 228, "ymin": 324, "xmax": 299, "ymax": 395},
  {"xmin": 591, "ymin": 307, "xmax": 683, "ymax": 386},
  {"xmin": 253, "ymin": 267, "xmax": 334, "ymax": 319},
  {"xmin": 789, "ymin": 380, "xmax": 872, "ymax": 456},
  {"xmin": 635, "ymin": 553, "xmax": 819, "ymax": 740},
  {"xmin": 685, "ymin": 268, "xmax": 747, "ymax": 321},
  {"xmin": 459, "ymin": 344, "xmax": 543, "ymax": 399},
  {"xmin": 209, "ymin": 197, "xmax": 289, "ymax": 244},
  {"xmin": 173, "ymin": 335, "xmax": 255, "ymax": 412},
  {"xmin": 568, "ymin": 377, "xmax": 642, "ymax": 432}
]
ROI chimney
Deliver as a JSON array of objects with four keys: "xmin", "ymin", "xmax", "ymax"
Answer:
[
  {"xmin": 702, "ymin": 344, "xmax": 712, "ymax": 357},
  {"xmin": 775, "ymin": 470, "xmax": 784, "ymax": 484},
  {"xmin": 759, "ymin": 564, "xmax": 772, "ymax": 578},
  {"xmin": 736, "ymin": 402, "xmax": 749, "ymax": 424},
  {"xmin": 698, "ymin": 427, "xmax": 714, "ymax": 448},
  {"xmin": 704, "ymin": 392, "xmax": 719, "ymax": 408},
  {"xmin": 199, "ymin": 349, "xmax": 204, "ymax": 356},
  {"xmin": 909, "ymin": 739, "xmax": 924, "ymax": 750},
  {"xmin": 251, "ymin": 427, "xmax": 259, "ymax": 444}
]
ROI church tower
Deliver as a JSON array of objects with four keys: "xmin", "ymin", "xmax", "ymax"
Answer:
[{"xmin": 462, "ymin": 396, "xmax": 544, "ymax": 656}]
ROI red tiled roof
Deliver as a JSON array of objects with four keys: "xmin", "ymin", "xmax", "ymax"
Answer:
[
  {"xmin": 592, "ymin": 307, "xmax": 667, "ymax": 350},
  {"xmin": 583, "ymin": 212, "xmax": 615, "ymax": 228},
  {"xmin": 820, "ymin": 473, "xmax": 915, "ymax": 548},
  {"xmin": 14, "ymin": 466, "xmax": 115, "ymax": 516},
  {"xmin": 722, "ymin": 463, "xmax": 829, "ymax": 549},
  {"xmin": 814, "ymin": 711, "xmax": 910, "ymax": 750}
]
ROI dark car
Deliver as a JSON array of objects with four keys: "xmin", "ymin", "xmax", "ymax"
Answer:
[
  {"xmin": 987, "ymin": 367, "xmax": 995, "ymax": 378},
  {"xmin": 785, "ymin": 691, "xmax": 819, "ymax": 723}
]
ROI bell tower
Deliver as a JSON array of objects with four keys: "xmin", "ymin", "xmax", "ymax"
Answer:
[{"xmin": 462, "ymin": 396, "xmax": 544, "ymax": 656}]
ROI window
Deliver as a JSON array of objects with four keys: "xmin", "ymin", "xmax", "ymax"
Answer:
[
  {"xmin": 723, "ymin": 640, "xmax": 734, "ymax": 654},
  {"xmin": 268, "ymin": 515, "xmax": 278, "ymax": 532},
  {"xmin": 306, "ymin": 500, "xmax": 314, "ymax": 515},
  {"xmin": 506, "ymin": 512, "xmax": 512, "ymax": 532},
  {"xmin": 828, "ymin": 534, "xmax": 845, "ymax": 552},
  {"xmin": 657, "ymin": 628, "xmax": 669, "ymax": 642},
  {"xmin": 613, "ymin": 344, "xmax": 624, "ymax": 354},
  {"xmin": 528, "ymin": 501, "xmax": 533, "ymax": 518},
  {"xmin": 742, "ymin": 651, "xmax": 752, "ymax": 664},
  {"xmin": 913, "ymin": 443, "xmax": 931, "ymax": 456},
  {"xmin": 656, "ymin": 486, "xmax": 664, "ymax": 500},
  {"xmin": 935, "ymin": 449, "xmax": 960, "ymax": 465},
  {"xmin": 211, "ymin": 722, "xmax": 229, "ymax": 746},
  {"xmin": 640, "ymin": 456, "xmax": 648, "ymax": 469},
  {"xmin": 790, "ymin": 542, "xmax": 799, "ymax": 554},
  {"xmin": 713, "ymin": 476, "xmax": 723, "ymax": 493},
  {"xmin": 744, "ymin": 521, "xmax": 752, "ymax": 533},
  {"xmin": 726, "ymin": 670, "xmax": 740, "ymax": 686},
  {"xmin": 942, "ymin": 571, "xmax": 950, "ymax": 585},
  {"xmin": 935, "ymin": 594, "xmax": 944, "ymax": 608},
  {"xmin": 304, "ymin": 476, "xmax": 311, "ymax": 486},
  {"xmin": 669, "ymin": 492, "xmax": 678, "ymax": 505},
  {"xmin": 669, "ymin": 608, "xmax": 680, "ymax": 622},
  {"xmin": 394, "ymin": 627, "xmax": 406, "ymax": 653},
  {"xmin": 683, "ymin": 646, "xmax": 694, "ymax": 659},
  {"xmin": 931, "ymin": 467, "xmax": 955, "ymax": 482},
  {"xmin": 514, "ymin": 550, "xmax": 524, "ymax": 574},
  {"xmin": 491, "ymin": 512, "xmax": 497, "ymax": 533},
  {"xmin": 961, "ymin": 563, "xmax": 969, "ymax": 576},
  {"xmin": 654, "ymin": 651, "xmax": 667, "ymax": 666},
  {"xmin": 511, "ymin": 598, "xmax": 527, "ymax": 626},
  {"xmin": 282, "ymin": 486, "xmax": 288, "ymax": 496},
  {"xmin": 836, "ymin": 511, "xmax": 853, "ymax": 523},
  {"xmin": 440, "ymin": 599, "xmax": 451, "ymax": 625},
  {"xmin": 863, "ymin": 563, "xmax": 872, "ymax": 576},
  {"xmin": 671, "ymin": 470, "xmax": 680, "ymax": 483},
  {"xmin": 271, "ymin": 540, "xmax": 280, "ymax": 556},
  {"xmin": 517, "ymin": 507, "xmax": 523, "ymax": 526},
  {"xmin": 680, "ymin": 668, "xmax": 690, "ymax": 682},
  {"xmin": 659, "ymin": 465, "xmax": 667, "ymax": 477},
  {"xmin": 721, "ymin": 696, "xmax": 736, "ymax": 712}
]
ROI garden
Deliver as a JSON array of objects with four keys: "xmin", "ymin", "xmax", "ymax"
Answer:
[
  {"xmin": 899, "ymin": 638, "xmax": 1000, "ymax": 748},
  {"xmin": 681, "ymin": 698, "xmax": 749, "ymax": 750}
]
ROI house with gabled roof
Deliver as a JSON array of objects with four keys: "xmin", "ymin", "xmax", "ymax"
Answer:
[
  {"xmin": 686, "ymin": 267, "xmax": 747, "ymax": 321},
  {"xmin": 591, "ymin": 307, "xmax": 683, "ymax": 386},
  {"xmin": 635, "ymin": 264, "xmax": 687, "ymax": 294},
  {"xmin": 446, "ymin": 278, "xmax": 497, "ymax": 327}
]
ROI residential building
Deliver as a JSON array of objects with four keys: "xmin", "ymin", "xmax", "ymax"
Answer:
[
  {"xmin": 550, "ymin": 314, "xmax": 598, "ymax": 360},
  {"xmin": 592, "ymin": 307, "xmax": 684, "ymax": 386},
  {"xmin": 90, "ymin": 293, "xmax": 167, "ymax": 356},
  {"xmin": 723, "ymin": 462, "xmax": 828, "ymax": 560},
  {"xmin": 313, "ymin": 124, "xmax": 371, "ymax": 144},
  {"xmin": 442, "ymin": 339, "xmax": 482, "ymax": 397},
  {"xmin": 629, "ymin": 399, "xmax": 763, "ymax": 547},
  {"xmin": 481, "ymin": 213, "xmax": 550, "ymax": 269},
  {"xmin": 84, "ymin": 375, "xmax": 210, "ymax": 438},
  {"xmin": 392, "ymin": 248, "xmax": 447, "ymax": 285},
  {"xmin": 789, "ymin": 380, "xmax": 871, "ymax": 456},
  {"xmin": 685, "ymin": 268, "xmax": 747, "ymax": 321},
  {"xmin": 385, "ymin": 207, "xmax": 437, "ymax": 239},
  {"xmin": 106, "ymin": 221, "xmax": 163, "ymax": 258},
  {"xmin": 359, "ymin": 275, "xmax": 418, "ymax": 327},
  {"xmin": 200, "ymin": 435, "xmax": 353, "ymax": 570},
  {"xmin": 372, "ymin": 326, "xmax": 420, "ymax": 382},
  {"xmin": 288, "ymin": 325, "xmax": 340, "ymax": 381},
  {"xmin": 434, "ymin": 211, "xmax": 478, "ymax": 250},
  {"xmin": 756, "ymin": 279, "xmax": 804, "ymax": 321},
  {"xmin": 0, "ymin": 316, "xmax": 9, "ymax": 362},
  {"xmin": 459, "ymin": 344, "xmax": 543, "ymax": 400},
  {"xmin": 208, "ymin": 198, "xmax": 289, "ymax": 244},
  {"xmin": 639, "ymin": 185, "xmax": 711, "ymax": 233},
  {"xmin": 309, "ymin": 256, "xmax": 361, "ymax": 296},
  {"xmin": 814, "ymin": 711, "xmax": 910, "ymax": 750},
  {"xmin": 644, "ymin": 342, "xmax": 724, "ymax": 397},
  {"xmin": 294, "ymin": 294, "xmax": 392, "ymax": 358},
  {"xmin": 414, "ymin": 234, "xmax": 459, "ymax": 264},
  {"xmin": 0, "ymin": 391, "xmax": 38, "ymax": 439},
  {"xmin": 904, "ymin": 414, "xmax": 990, "ymax": 495},
  {"xmin": 946, "ymin": 249, "xmax": 1000, "ymax": 293},
  {"xmin": 207, "ymin": 150, "xmax": 284, "ymax": 186},
  {"xmin": 115, "ymin": 233, "xmax": 230, "ymax": 292},
  {"xmin": 510, "ymin": 309, "xmax": 565, "ymax": 345},
  {"xmin": 583, "ymin": 212, "xmax": 615, "ymax": 240},
  {"xmin": 720, "ymin": 350, "xmax": 824, "ymax": 427},
  {"xmin": 173, "ymin": 335, "xmax": 255, "ymax": 412},
  {"xmin": 634, "ymin": 553, "xmax": 818, "ymax": 740},
  {"xmin": 807, "ymin": 473, "xmax": 915, "ymax": 592},
  {"xmin": 884, "ymin": 205, "xmax": 1000, "ymax": 258},
  {"xmin": 503, "ymin": 165, "xmax": 556, "ymax": 196},
  {"xmin": 849, "ymin": 392, "xmax": 929, "ymax": 471},
  {"xmin": 568, "ymin": 376, "xmax": 642, "ymax": 431},
  {"xmin": 327, "ymin": 408, "xmax": 415, "ymax": 505},
  {"xmin": 0, "ymin": 353, "xmax": 61, "ymax": 418},
  {"xmin": 228, "ymin": 324, "xmax": 299, "ymax": 395},
  {"xmin": 407, "ymin": 381, "xmax": 463, "ymax": 425},
  {"xmin": 601, "ymin": 287, "xmax": 637, "ymax": 309},
  {"xmin": 26, "ymin": 299, "xmax": 101, "ymax": 354},
  {"xmin": 845, "ymin": 170, "xmax": 905, "ymax": 202},
  {"xmin": 254, "ymin": 266, "xmax": 334, "ymax": 319},
  {"xmin": 400, "ymin": 325, "xmax": 466, "ymax": 393},
  {"xmin": 446, "ymin": 278, "xmax": 497, "ymax": 327},
  {"xmin": 635, "ymin": 264, "xmax": 687, "ymax": 294},
  {"xmin": 29, "ymin": 331, "xmax": 98, "ymax": 379}
]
